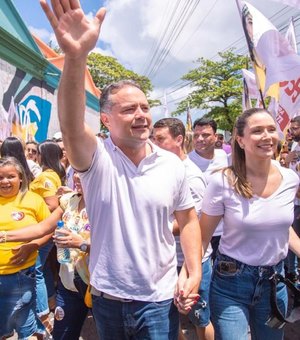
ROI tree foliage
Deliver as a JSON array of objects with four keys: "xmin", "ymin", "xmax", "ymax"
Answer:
[
  {"xmin": 174, "ymin": 49, "xmax": 249, "ymax": 131},
  {"xmin": 87, "ymin": 53, "xmax": 153, "ymax": 97}
]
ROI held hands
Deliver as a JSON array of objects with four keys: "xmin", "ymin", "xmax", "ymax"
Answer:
[
  {"xmin": 40, "ymin": 0, "xmax": 106, "ymax": 59},
  {"xmin": 174, "ymin": 265, "xmax": 201, "ymax": 314},
  {"xmin": 53, "ymin": 228, "xmax": 83, "ymax": 249}
]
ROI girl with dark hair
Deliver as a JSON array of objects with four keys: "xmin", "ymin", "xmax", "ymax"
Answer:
[
  {"xmin": 1, "ymin": 136, "xmax": 34, "ymax": 184},
  {"xmin": 38, "ymin": 140, "xmax": 66, "ymax": 183},
  {"xmin": 30, "ymin": 140, "xmax": 66, "ymax": 212},
  {"xmin": 198, "ymin": 108, "xmax": 300, "ymax": 339},
  {"xmin": 29, "ymin": 140, "xmax": 66, "ymax": 337}
]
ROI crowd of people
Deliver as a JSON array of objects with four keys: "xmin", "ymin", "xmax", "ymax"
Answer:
[{"xmin": 1, "ymin": 1, "xmax": 300, "ymax": 340}]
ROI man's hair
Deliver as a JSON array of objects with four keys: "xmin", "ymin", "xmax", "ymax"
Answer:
[
  {"xmin": 290, "ymin": 116, "xmax": 300, "ymax": 125},
  {"xmin": 193, "ymin": 117, "xmax": 217, "ymax": 133},
  {"xmin": 26, "ymin": 140, "xmax": 38, "ymax": 146},
  {"xmin": 153, "ymin": 118, "xmax": 185, "ymax": 148},
  {"xmin": 100, "ymin": 80, "xmax": 142, "ymax": 113}
]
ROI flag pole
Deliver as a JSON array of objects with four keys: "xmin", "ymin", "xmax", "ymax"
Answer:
[{"xmin": 235, "ymin": 0, "xmax": 266, "ymax": 109}]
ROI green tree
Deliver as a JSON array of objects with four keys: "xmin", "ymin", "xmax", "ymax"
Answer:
[
  {"xmin": 175, "ymin": 49, "xmax": 249, "ymax": 131},
  {"xmin": 87, "ymin": 52, "xmax": 154, "ymax": 97}
]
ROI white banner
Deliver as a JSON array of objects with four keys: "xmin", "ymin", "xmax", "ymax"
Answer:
[{"xmin": 270, "ymin": 0, "xmax": 300, "ymax": 9}]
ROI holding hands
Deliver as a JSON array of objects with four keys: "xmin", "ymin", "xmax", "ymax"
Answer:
[{"xmin": 174, "ymin": 264, "xmax": 201, "ymax": 314}]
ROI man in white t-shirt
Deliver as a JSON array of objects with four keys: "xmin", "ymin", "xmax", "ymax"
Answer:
[
  {"xmin": 153, "ymin": 118, "xmax": 214, "ymax": 340},
  {"xmin": 284, "ymin": 116, "xmax": 300, "ymax": 283},
  {"xmin": 40, "ymin": 1, "xmax": 202, "ymax": 338},
  {"xmin": 189, "ymin": 117, "xmax": 229, "ymax": 261}
]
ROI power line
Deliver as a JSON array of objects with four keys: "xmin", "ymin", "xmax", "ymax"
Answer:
[
  {"xmin": 154, "ymin": 4, "xmax": 300, "ymax": 107},
  {"xmin": 145, "ymin": 0, "xmax": 203, "ymax": 80},
  {"xmin": 146, "ymin": 0, "xmax": 195, "ymax": 78},
  {"xmin": 142, "ymin": 0, "xmax": 183, "ymax": 76},
  {"xmin": 141, "ymin": 0, "xmax": 174, "ymax": 74}
]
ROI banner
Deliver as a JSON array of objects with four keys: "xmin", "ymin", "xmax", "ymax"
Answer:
[
  {"xmin": 237, "ymin": 1, "xmax": 300, "ymax": 94},
  {"xmin": 163, "ymin": 91, "xmax": 169, "ymax": 118},
  {"xmin": 270, "ymin": 0, "xmax": 300, "ymax": 9},
  {"xmin": 285, "ymin": 18, "xmax": 297, "ymax": 53},
  {"xmin": 242, "ymin": 69, "xmax": 260, "ymax": 110},
  {"xmin": 237, "ymin": 0, "xmax": 300, "ymax": 137},
  {"xmin": 186, "ymin": 104, "xmax": 192, "ymax": 132}
]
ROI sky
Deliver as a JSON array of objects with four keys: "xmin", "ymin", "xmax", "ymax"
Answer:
[{"xmin": 12, "ymin": 0, "xmax": 300, "ymax": 123}]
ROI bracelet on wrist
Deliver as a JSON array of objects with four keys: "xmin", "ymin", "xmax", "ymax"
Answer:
[{"xmin": 0, "ymin": 231, "xmax": 7, "ymax": 243}]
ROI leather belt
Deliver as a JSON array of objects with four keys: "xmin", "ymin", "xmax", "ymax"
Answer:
[{"xmin": 91, "ymin": 287, "xmax": 133, "ymax": 303}]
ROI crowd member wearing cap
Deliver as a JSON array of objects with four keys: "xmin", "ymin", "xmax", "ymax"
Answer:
[
  {"xmin": 0, "ymin": 157, "xmax": 50, "ymax": 339},
  {"xmin": 40, "ymin": 1, "xmax": 202, "ymax": 338}
]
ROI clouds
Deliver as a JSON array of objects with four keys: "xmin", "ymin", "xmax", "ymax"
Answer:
[
  {"xmin": 29, "ymin": 25, "xmax": 58, "ymax": 47},
  {"xmin": 13, "ymin": 0, "xmax": 296, "ymax": 122}
]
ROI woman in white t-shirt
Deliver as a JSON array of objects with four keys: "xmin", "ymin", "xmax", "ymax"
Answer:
[{"xmin": 200, "ymin": 108, "xmax": 300, "ymax": 339}]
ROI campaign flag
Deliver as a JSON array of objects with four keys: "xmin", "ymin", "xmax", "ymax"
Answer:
[
  {"xmin": 242, "ymin": 78, "xmax": 252, "ymax": 110},
  {"xmin": 163, "ymin": 91, "xmax": 169, "ymax": 118},
  {"xmin": 186, "ymin": 104, "xmax": 192, "ymax": 132},
  {"xmin": 275, "ymin": 19, "xmax": 300, "ymax": 132},
  {"xmin": 285, "ymin": 18, "xmax": 297, "ymax": 53},
  {"xmin": 270, "ymin": 0, "xmax": 300, "ymax": 9},
  {"xmin": 242, "ymin": 69, "xmax": 259, "ymax": 98},
  {"xmin": 0, "ymin": 105, "xmax": 9, "ymax": 140},
  {"xmin": 237, "ymin": 1, "xmax": 300, "ymax": 95},
  {"xmin": 242, "ymin": 69, "xmax": 259, "ymax": 110}
]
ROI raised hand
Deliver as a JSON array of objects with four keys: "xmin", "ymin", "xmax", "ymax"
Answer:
[{"xmin": 40, "ymin": 0, "xmax": 106, "ymax": 59}]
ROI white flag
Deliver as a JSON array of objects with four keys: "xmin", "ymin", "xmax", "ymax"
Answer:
[
  {"xmin": 242, "ymin": 69, "xmax": 260, "ymax": 110},
  {"xmin": 285, "ymin": 18, "xmax": 297, "ymax": 53},
  {"xmin": 163, "ymin": 91, "xmax": 169, "ymax": 118},
  {"xmin": 270, "ymin": 0, "xmax": 300, "ymax": 9},
  {"xmin": 242, "ymin": 69, "xmax": 259, "ymax": 98},
  {"xmin": 239, "ymin": 1, "xmax": 300, "ymax": 93}
]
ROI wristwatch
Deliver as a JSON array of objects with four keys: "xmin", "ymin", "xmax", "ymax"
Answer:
[{"xmin": 79, "ymin": 242, "xmax": 89, "ymax": 253}]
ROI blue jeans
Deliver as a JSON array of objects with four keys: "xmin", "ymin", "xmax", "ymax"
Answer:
[
  {"xmin": 188, "ymin": 257, "xmax": 212, "ymax": 327},
  {"xmin": 53, "ymin": 279, "xmax": 89, "ymax": 339},
  {"xmin": 284, "ymin": 205, "xmax": 300, "ymax": 275},
  {"xmin": 0, "ymin": 265, "xmax": 37, "ymax": 340},
  {"xmin": 35, "ymin": 240, "xmax": 54, "ymax": 333},
  {"xmin": 92, "ymin": 295, "xmax": 179, "ymax": 339},
  {"xmin": 210, "ymin": 253, "xmax": 287, "ymax": 340}
]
